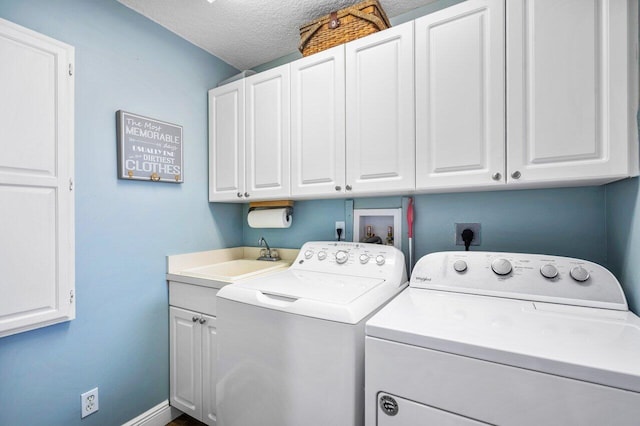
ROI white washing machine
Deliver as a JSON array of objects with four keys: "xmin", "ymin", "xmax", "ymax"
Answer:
[
  {"xmin": 365, "ymin": 251, "xmax": 640, "ymax": 426},
  {"xmin": 216, "ymin": 241, "xmax": 407, "ymax": 426}
]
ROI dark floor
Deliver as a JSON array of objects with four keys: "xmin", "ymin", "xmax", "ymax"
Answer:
[{"xmin": 166, "ymin": 413, "xmax": 207, "ymax": 426}]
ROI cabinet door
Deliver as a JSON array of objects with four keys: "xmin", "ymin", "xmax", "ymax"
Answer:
[
  {"xmin": 291, "ymin": 46, "xmax": 346, "ymax": 198},
  {"xmin": 170, "ymin": 307, "xmax": 202, "ymax": 420},
  {"xmin": 0, "ymin": 18, "xmax": 75, "ymax": 338},
  {"xmin": 346, "ymin": 22, "xmax": 415, "ymax": 195},
  {"xmin": 415, "ymin": 0, "xmax": 505, "ymax": 190},
  {"xmin": 201, "ymin": 314, "xmax": 218, "ymax": 426},
  {"xmin": 245, "ymin": 64, "xmax": 291, "ymax": 200},
  {"xmin": 208, "ymin": 80, "xmax": 245, "ymax": 202},
  {"xmin": 507, "ymin": 0, "xmax": 636, "ymax": 184}
]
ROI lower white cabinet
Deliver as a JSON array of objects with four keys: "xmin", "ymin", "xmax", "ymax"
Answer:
[{"xmin": 169, "ymin": 283, "xmax": 218, "ymax": 425}]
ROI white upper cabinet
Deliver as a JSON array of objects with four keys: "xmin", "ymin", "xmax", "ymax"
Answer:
[
  {"xmin": 209, "ymin": 79, "xmax": 244, "ymax": 202},
  {"xmin": 415, "ymin": 0, "xmax": 506, "ymax": 190},
  {"xmin": 291, "ymin": 46, "xmax": 346, "ymax": 197},
  {"xmin": 0, "ymin": 18, "xmax": 75, "ymax": 338},
  {"xmin": 209, "ymin": 64, "xmax": 290, "ymax": 202},
  {"xmin": 244, "ymin": 64, "xmax": 291, "ymax": 200},
  {"xmin": 507, "ymin": 0, "xmax": 639, "ymax": 185},
  {"xmin": 345, "ymin": 21, "xmax": 415, "ymax": 195},
  {"xmin": 209, "ymin": 0, "xmax": 638, "ymax": 201}
]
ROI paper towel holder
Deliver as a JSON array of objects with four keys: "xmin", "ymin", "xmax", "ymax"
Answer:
[{"xmin": 248, "ymin": 200, "xmax": 294, "ymax": 221}]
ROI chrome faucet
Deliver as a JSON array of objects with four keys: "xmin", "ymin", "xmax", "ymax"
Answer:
[{"xmin": 257, "ymin": 237, "xmax": 279, "ymax": 261}]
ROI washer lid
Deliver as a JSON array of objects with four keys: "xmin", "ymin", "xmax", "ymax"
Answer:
[
  {"xmin": 217, "ymin": 269, "xmax": 406, "ymax": 324},
  {"xmin": 366, "ymin": 288, "xmax": 640, "ymax": 393}
]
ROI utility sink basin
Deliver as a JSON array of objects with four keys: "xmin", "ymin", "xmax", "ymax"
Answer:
[
  {"xmin": 179, "ymin": 259, "xmax": 289, "ymax": 282},
  {"xmin": 167, "ymin": 246, "xmax": 299, "ymax": 288}
]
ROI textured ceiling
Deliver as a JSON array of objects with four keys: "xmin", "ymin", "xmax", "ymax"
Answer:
[{"xmin": 118, "ymin": 0, "xmax": 439, "ymax": 71}]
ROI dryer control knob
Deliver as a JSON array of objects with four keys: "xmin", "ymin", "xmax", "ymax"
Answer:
[
  {"xmin": 540, "ymin": 264, "xmax": 558, "ymax": 279},
  {"xmin": 304, "ymin": 250, "xmax": 314, "ymax": 259},
  {"xmin": 570, "ymin": 266, "xmax": 590, "ymax": 282},
  {"xmin": 453, "ymin": 260, "xmax": 467, "ymax": 272},
  {"xmin": 375, "ymin": 255, "xmax": 386, "ymax": 266},
  {"xmin": 359, "ymin": 254, "xmax": 370, "ymax": 264},
  {"xmin": 317, "ymin": 251, "xmax": 327, "ymax": 260},
  {"xmin": 335, "ymin": 250, "xmax": 349, "ymax": 264},
  {"xmin": 491, "ymin": 258, "xmax": 512, "ymax": 276}
]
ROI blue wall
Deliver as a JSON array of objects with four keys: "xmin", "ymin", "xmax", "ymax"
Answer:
[
  {"xmin": 606, "ymin": 178, "xmax": 640, "ymax": 313},
  {"xmin": 0, "ymin": 1, "xmax": 241, "ymax": 425},
  {"xmin": 243, "ymin": 187, "xmax": 608, "ymax": 267}
]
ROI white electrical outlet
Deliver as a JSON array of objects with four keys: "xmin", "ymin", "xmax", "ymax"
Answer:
[
  {"xmin": 455, "ymin": 223, "xmax": 481, "ymax": 246},
  {"xmin": 335, "ymin": 221, "xmax": 345, "ymax": 240},
  {"xmin": 81, "ymin": 387, "xmax": 99, "ymax": 418}
]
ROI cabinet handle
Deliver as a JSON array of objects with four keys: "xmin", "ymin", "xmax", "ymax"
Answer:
[
  {"xmin": 244, "ymin": 192, "xmax": 250, "ymax": 198},
  {"xmin": 335, "ymin": 185, "xmax": 341, "ymax": 191},
  {"xmin": 192, "ymin": 316, "xmax": 198, "ymax": 322},
  {"xmin": 345, "ymin": 185, "xmax": 352, "ymax": 191},
  {"xmin": 199, "ymin": 318, "xmax": 206, "ymax": 325},
  {"xmin": 491, "ymin": 172, "xmax": 502, "ymax": 181},
  {"xmin": 236, "ymin": 192, "xmax": 243, "ymax": 198},
  {"xmin": 511, "ymin": 171, "xmax": 521, "ymax": 179}
]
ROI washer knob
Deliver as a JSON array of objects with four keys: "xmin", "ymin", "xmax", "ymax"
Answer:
[
  {"xmin": 317, "ymin": 251, "xmax": 327, "ymax": 260},
  {"xmin": 359, "ymin": 254, "xmax": 370, "ymax": 264},
  {"xmin": 540, "ymin": 264, "xmax": 558, "ymax": 279},
  {"xmin": 453, "ymin": 260, "xmax": 467, "ymax": 273},
  {"xmin": 491, "ymin": 258, "xmax": 512, "ymax": 276},
  {"xmin": 375, "ymin": 255, "xmax": 386, "ymax": 266},
  {"xmin": 570, "ymin": 266, "xmax": 590, "ymax": 282},
  {"xmin": 304, "ymin": 250, "xmax": 314, "ymax": 259},
  {"xmin": 335, "ymin": 250, "xmax": 349, "ymax": 264}
]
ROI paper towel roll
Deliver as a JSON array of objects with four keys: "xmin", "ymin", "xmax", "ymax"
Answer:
[{"xmin": 247, "ymin": 208, "xmax": 292, "ymax": 228}]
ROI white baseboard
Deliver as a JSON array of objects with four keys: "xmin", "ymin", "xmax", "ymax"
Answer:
[{"xmin": 122, "ymin": 400, "xmax": 182, "ymax": 426}]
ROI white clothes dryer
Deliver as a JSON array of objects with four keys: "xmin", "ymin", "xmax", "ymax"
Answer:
[
  {"xmin": 365, "ymin": 251, "xmax": 640, "ymax": 426},
  {"xmin": 216, "ymin": 241, "xmax": 407, "ymax": 426}
]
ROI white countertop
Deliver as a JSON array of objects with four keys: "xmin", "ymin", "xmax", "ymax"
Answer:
[{"xmin": 166, "ymin": 246, "xmax": 299, "ymax": 289}]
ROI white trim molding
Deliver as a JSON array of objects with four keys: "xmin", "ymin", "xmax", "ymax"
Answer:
[{"xmin": 122, "ymin": 400, "xmax": 182, "ymax": 426}]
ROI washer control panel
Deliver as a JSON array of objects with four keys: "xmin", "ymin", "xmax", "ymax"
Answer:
[
  {"xmin": 291, "ymin": 241, "xmax": 407, "ymax": 281},
  {"xmin": 410, "ymin": 251, "xmax": 627, "ymax": 310}
]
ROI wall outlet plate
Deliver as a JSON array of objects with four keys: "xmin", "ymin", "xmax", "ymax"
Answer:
[
  {"xmin": 81, "ymin": 387, "xmax": 99, "ymax": 418},
  {"xmin": 455, "ymin": 223, "xmax": 481, "ymax": 246}
]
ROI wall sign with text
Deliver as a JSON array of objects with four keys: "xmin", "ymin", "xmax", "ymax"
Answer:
[{"xmin": 116, "ymin": 110, "xmax": 183, "ymax": 183}]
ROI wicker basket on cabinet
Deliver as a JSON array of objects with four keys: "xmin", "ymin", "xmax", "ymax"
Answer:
[{"xmin": 298, "ymin": 0, "xmax": 391, "ymax": 57}]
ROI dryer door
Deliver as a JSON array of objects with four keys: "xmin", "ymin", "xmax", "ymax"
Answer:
[{"xmin": 377, "ymin": 393, "xmax": 488, "ymax": 426}]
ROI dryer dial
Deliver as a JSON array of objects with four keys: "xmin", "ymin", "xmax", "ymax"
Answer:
[
  {"xmin": 540, "ymin": 264, "xmax": 558, "ymax": 279},
  {"xmin": 453, "ymin": 260, "xmax": 467, "ymax": 272},
  {"xmin": 491, "ymin": 258, "xmax": 512, "ymax": 276},
  {"xmin": 570, "ymin": 266, "xmax": 590, "ymax": 282}
]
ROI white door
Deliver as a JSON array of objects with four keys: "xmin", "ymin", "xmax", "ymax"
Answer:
[
  {"xmin": 415, "ymin": 0, "xmax": 505, "ymax": 190},
  {"xmin": 291, "ymin": 46, "xmax": 346, "ymax": 198},
  {"xmin": 0, "ymin": 18, "xmax": 75, "ymax": 338},
  {"xmin": 201, "ymin": 314, "xmax": 217, "ymax": 426},
  {"xmin": 170, "ymin": 307, "xmax": 202, "ymax": 420},
  {"xmin": 345, "ymin": 22, "xmax": 415, "ymax": 195},
  {"xmin": 245, "ymin": 64, "xmax": 291, "ymax": 200},
  {"xmin": 208, "ymin": 80, "xmax": 245, "ymax": 202},
  {"xmin": 507, "ymin": 0, "xmax": 636, "ymax": 184}
]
